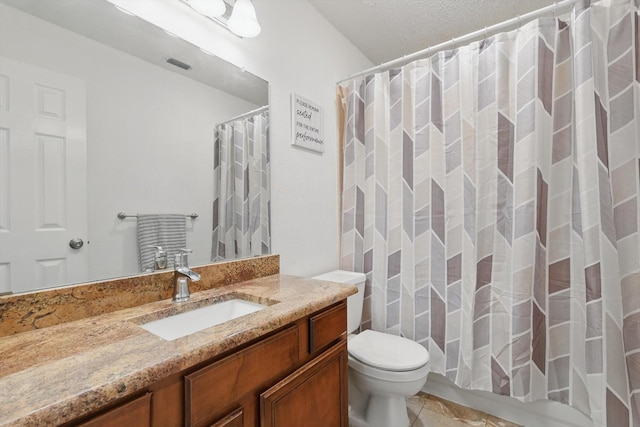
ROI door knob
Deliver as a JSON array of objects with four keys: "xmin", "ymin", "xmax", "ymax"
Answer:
[{"xmin": 69, "ymin": 238, "xmax": 84, "ymax": 249}]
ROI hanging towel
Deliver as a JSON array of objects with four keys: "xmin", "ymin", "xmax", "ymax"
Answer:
[{"xmin": 137, "ymin": 214, "xmax": 187, "ymax": 272}]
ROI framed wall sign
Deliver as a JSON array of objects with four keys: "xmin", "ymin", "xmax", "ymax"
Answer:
[{"xmin": 291, "ymin": 93, "xmax": 324, "ymax": 153}]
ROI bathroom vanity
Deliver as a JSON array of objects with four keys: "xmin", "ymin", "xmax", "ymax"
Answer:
[
  {"xmin": 72, "ymin": 301, "xmax": 347, "ymax": 427},
  {"xmin": 0, "ymin": 257, "xmax": 355, "ymax": 427}
]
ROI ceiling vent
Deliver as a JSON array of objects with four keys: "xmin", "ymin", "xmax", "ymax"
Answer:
[{"xmin": 166, "ymin": 57, "xmax": 192, "ymax": 70}]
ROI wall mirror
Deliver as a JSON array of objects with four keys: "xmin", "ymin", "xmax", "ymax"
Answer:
[{"xmin": 0, "ymin": 0, "xmax": 270, "ymax": 295}]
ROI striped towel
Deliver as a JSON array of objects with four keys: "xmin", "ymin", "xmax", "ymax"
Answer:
[{"xmin": 137, "ymin": 214, "xmax": 187, "ymax": 272}]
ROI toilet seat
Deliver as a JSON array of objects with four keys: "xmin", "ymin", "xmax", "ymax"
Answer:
[
  {"xmin": 348, "ymin": 353, "xmax": 431, "ymax": 383},
  {"xmin": 348, "ymin": 330, "xmax": 430, "ymax": 371}
]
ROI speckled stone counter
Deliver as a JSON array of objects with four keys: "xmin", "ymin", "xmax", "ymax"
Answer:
[
  {"xmin": 0, "ymin": 255, "xmax": 279, "ymax": 336},
  {"xmin": 0, "ymin": 274, "xmax": 355, "ymax": 426}
]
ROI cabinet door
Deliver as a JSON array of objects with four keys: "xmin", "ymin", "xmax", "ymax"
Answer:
[
  {"xmin": 186, "ymin": 325, "xmax": 299, "ymax": 427},
  {"xmin": 76, "ymin": 393, "xmax": 151, "ymax": 427},
  {"xmin": 151, "ymin": 378, "xmax": 183, "ymax": 427},
  {"xmin": 260, "ymin": 341, "xmax": 348, "ymax": 427},
  {"xmin": 210, "ymin": 408, "xmax": 244, "ymax": 427}
]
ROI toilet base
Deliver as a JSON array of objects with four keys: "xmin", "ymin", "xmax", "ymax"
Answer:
[
  {"xmin": 348, "ymin": 381, "xmax": 411, "ymax": 427},
  {"xmin": 369, "ymin": 394, "xmax": 410, "ymax": 427}
]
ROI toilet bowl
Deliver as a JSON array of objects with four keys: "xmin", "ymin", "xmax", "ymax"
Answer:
[{"xmin": 313, "ymin": 270, "xmax": 430, "ymax": 427}]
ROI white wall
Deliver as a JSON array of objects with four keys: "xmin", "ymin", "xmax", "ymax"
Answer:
[
  {"xmin": 0, "ymin": 4, "xmax": 260, "ymax": 280},
  {"xmin": 106, "ymin": 0, "xmax": 373, "ymax": 276}
]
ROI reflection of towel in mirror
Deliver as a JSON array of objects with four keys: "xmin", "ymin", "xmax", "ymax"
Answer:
[{"xmin": 137, "ymin": 214, "xmax": 187, "ymax": 272}]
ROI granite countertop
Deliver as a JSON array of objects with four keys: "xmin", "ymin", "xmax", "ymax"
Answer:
[{"xmin": 0, "ymin": 274, "xmax": 355, "ymax": 427}]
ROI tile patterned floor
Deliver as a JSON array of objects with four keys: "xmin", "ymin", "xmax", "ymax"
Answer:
[{"xmin": 406, "ymin": 393, "xmax": 523, "ymax": 427}]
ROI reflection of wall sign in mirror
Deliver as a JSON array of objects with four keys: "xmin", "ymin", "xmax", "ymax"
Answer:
[{"xmin": 291, "ymin": 93, "xmax": 324, "ymax": 153}]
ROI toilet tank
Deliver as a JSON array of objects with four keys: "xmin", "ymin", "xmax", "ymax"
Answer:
[{"xmin": 313, "ymin": 270, "xmax": 366, "ymax": 334}]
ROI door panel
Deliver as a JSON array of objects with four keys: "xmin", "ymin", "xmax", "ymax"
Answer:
[
  {"xmin": 0, "ymin": 57, "xmax": 87, "ymax": 293},
  {"xmin": 37, "ymin": 134, "xmax": 66, "ymax": 229}
]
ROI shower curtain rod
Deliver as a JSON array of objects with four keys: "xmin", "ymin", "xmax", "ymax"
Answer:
[
  {"xmin": 338, "ymin": 0, "xmax": 578, "ymax": 84},
  {"xmin": 219, "ymin": 105, "xmax": 269, "ymax": 124}
]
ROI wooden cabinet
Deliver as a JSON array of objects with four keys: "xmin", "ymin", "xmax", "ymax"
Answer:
[
  {"xmin": 150, "ymin": 377, "xmax": 184, "ymax": 427},
  {"xmin": 190, "ymin": 301, "xmax": 348, "ymax": 427},
  {"xmin": 260, "ymin": 341, "xmax": 348, "ymax": 427},
  {"xmin": 75, "ymin": 393, "xmax": 151, "ymax": 427},
  {"xmin": 185, "ymin": 325, "xmax": 300, "ymax": 426},
  {"xmin": 308, "ymin": 303, "xmax": 347, "ymax": 354},
  {"xmin": 211, "ymin": 408, "xmax": 244, "ymax": 427},
  {"xmin": 68, "ymin": 301, "xmax": 348, "ymax": 427}
]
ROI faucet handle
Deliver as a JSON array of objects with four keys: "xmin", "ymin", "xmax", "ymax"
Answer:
[{"xmin": 177, "ymin": 248, "xmax": 193, "ymax": 267}]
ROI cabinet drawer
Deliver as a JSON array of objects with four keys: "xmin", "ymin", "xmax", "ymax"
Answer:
[
  {"xmin": 185, "ymin": 325, "xmax": 299, "ymax": 426},
  {"xmin": 76, "ymin": 393, "xmax": 151, "ymax": 427},
  {"xmin": 309, "ymin": 302, "xmax": 347, "ymax": 354}
]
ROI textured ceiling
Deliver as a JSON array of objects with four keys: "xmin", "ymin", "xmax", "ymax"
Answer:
[{"xmin": 308, "ymin": 0, "xmax": 558, "ymax": 65}]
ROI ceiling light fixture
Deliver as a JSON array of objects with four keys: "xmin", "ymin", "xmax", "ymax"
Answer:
[
  {"xmin": 187, "ymin": 0, "xmax": 226, "ymax": 18},
  {"xmin": 183, "ymin": 0, "xmax": 261, "ymax": 38},
  {"xmin": 228, "ymin": 0, "xmax": 261, "ymax": 38}
]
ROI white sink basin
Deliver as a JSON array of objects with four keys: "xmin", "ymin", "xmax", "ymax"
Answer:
[{"xmin": 140, "ymin": 298, "xmax": 266, "ymax": 341}]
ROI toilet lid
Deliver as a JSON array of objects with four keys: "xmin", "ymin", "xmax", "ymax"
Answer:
[{"xmin": 348, "ymin": 330, "xmax": 430, "ymax": 372}]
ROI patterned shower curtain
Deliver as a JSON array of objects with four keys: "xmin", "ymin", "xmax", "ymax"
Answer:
[
  {"xmin": 212, "ymin": 108, "xmax": 270, "ymax": 261},
  {"xmin": 339, "ymin": 1, "xmax": 640, "ymax": 426}
]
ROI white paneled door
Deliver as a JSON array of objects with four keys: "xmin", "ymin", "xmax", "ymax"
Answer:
[{"xmin": 0, "ymin": 57, "xmax": 87, "ymax": 294}]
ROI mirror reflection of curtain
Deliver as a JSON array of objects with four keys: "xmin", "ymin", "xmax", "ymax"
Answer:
[{"xmin": 212, "ymin": 107, "xmax": 270, "ymax": 261}]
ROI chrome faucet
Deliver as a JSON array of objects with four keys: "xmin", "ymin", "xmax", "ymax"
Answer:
[{"xmin": 173, "ymin": 248, "xmax": 201, "ymax": 303}]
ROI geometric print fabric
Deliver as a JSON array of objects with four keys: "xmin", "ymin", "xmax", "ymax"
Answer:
[
  {"xmin": 212, "ymin": 109, "xmax": 271, "ymax": 261},
  {"xmin": 339, "ymin": 2, "xmax": 640, "ymax": 425}
]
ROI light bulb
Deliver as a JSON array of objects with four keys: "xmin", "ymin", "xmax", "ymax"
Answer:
[
  {"xmin": 188, "ymin": 0, "xmax": 226, "ymax": 18},
  {"xmin": 228, "ymin": 0, "xmax": 261, "ymax": 38}
]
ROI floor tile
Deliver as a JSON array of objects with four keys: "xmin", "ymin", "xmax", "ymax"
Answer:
[
  {"xmin": 350, "ymin": 391, "xmax": 522, "ymax": 427},
  {"xmin": 420, "ymin": 394, "xmax": 487, "ymax": 426},
  {"xmin": 407, "ymin": 394, "xmax": 428, "ymax": 425},
  {"xmin": 413, "ymin": 411, "xmax": 483, "ymax": 427},
  {"xmin": 485, "ymin": 414, "xmax": 523, "ymax": 427}
]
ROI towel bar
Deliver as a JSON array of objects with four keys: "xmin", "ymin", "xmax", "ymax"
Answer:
[{"xmin": 117, "ymin": 212, "xmax": 198, "ymax": 220}]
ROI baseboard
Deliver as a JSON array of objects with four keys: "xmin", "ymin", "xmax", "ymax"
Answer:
[{"xmin": 423, "ymin": 373, "xmax": 594, "ymax": 427}]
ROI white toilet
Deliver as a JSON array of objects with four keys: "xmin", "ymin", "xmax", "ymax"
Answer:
[{"xmin": 313, "ymin": 270, "xmax": 430, "ymax": 427}]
